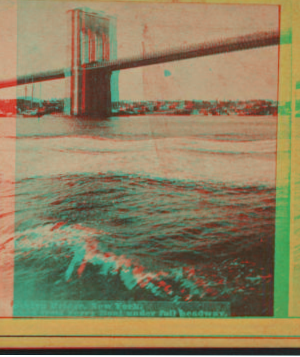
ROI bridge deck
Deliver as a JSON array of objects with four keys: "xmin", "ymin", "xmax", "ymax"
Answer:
[{"xmin": 0, "ymin": 30, "xmax": 284, "ymax": 89}]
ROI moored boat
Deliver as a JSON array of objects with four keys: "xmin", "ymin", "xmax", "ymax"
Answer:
[{"xmin": 22, "ymin": 108, "xmax": 45, "ymax": 117}]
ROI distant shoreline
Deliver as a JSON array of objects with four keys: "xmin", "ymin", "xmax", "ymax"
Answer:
[
  {"xmin": 0, "ymin": 98, "xmax": 283, "ymax": 117},
  {"xmin": 112, "ymin": 111, "xmax": 278, "ymax": 117}
]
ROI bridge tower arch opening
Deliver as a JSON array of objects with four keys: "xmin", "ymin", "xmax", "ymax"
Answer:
[{"xmin": 69, "ymin": 8, "xmax": 117, "ymax": 117}]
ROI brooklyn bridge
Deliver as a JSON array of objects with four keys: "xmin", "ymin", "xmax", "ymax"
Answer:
[{"xmin": 0, "ymin": 7, "xmax": 285, "ymax": 117}]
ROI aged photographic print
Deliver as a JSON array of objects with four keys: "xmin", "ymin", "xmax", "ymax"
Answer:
[{"xmin": 0, "ymin": 0, "xmax": 281, "ymax": 320}]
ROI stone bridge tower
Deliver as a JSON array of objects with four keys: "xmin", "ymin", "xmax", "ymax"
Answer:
[{"xmin": 69, "ymin": 8, "xmax": 117, "ymax": 117}]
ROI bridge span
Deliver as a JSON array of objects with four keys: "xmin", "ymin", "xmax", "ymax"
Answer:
[
  {"xmin": 0, "ymin": 8, "xmax": 285, "ymax": 117},
  {"xmin": 0, "ymin": 30, "xmax": 280, "ymax": 89}
]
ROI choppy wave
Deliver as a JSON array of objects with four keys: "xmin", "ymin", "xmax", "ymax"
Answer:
[
  {"xmin": 11, "ymin": 173, "xmax": 275, "ymax": 316},
  {"xmin": 0, "ymin": 115, "xmax": 277, "ymax": 316}
]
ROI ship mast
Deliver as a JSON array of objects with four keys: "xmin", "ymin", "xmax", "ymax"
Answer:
[
  {"xmin": 39, "ymin": 82, "xmax": 42, "ymax": 108},
  {"xmin": 30, "ymin": 75, "xmax": 35, "ymax": 109},
  {"xmin": 31, "ymin": 83, "xmax": 34, "ymax": 109}
]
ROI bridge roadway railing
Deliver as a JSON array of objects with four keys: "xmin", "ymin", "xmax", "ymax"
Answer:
[
  {"xmin": 84, "ymin": 29, "xmax": 281, "ymax": 72},
  {"xmin": 0, "ymin": 68, "xmax": 67, "ymax": 89},
  {"xmin": 0, "ymin": 29, "xmax": 288, "ymax": 89}
]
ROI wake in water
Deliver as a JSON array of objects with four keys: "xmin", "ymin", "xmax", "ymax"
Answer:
[
  {"xmin": 12, "ymin": 173, "xmax": 275, "ymax": 316},
  {"xmin": 0, "ymin": 115, "xmax": 277, "ymax": 317}
]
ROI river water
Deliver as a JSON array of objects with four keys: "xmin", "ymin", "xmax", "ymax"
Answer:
[{"xmin": 0, "ymin": 115, "xmax": 277, "ymax": 316}]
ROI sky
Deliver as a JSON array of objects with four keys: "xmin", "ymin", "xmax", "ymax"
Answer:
[{"xmin": 0, "ymin": 0, "xmax": 279, "ymax": 101}]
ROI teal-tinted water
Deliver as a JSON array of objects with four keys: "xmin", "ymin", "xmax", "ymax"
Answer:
[{"xmin": 0, "ymin": 115, "xmax": 277, "ymax": 316}]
